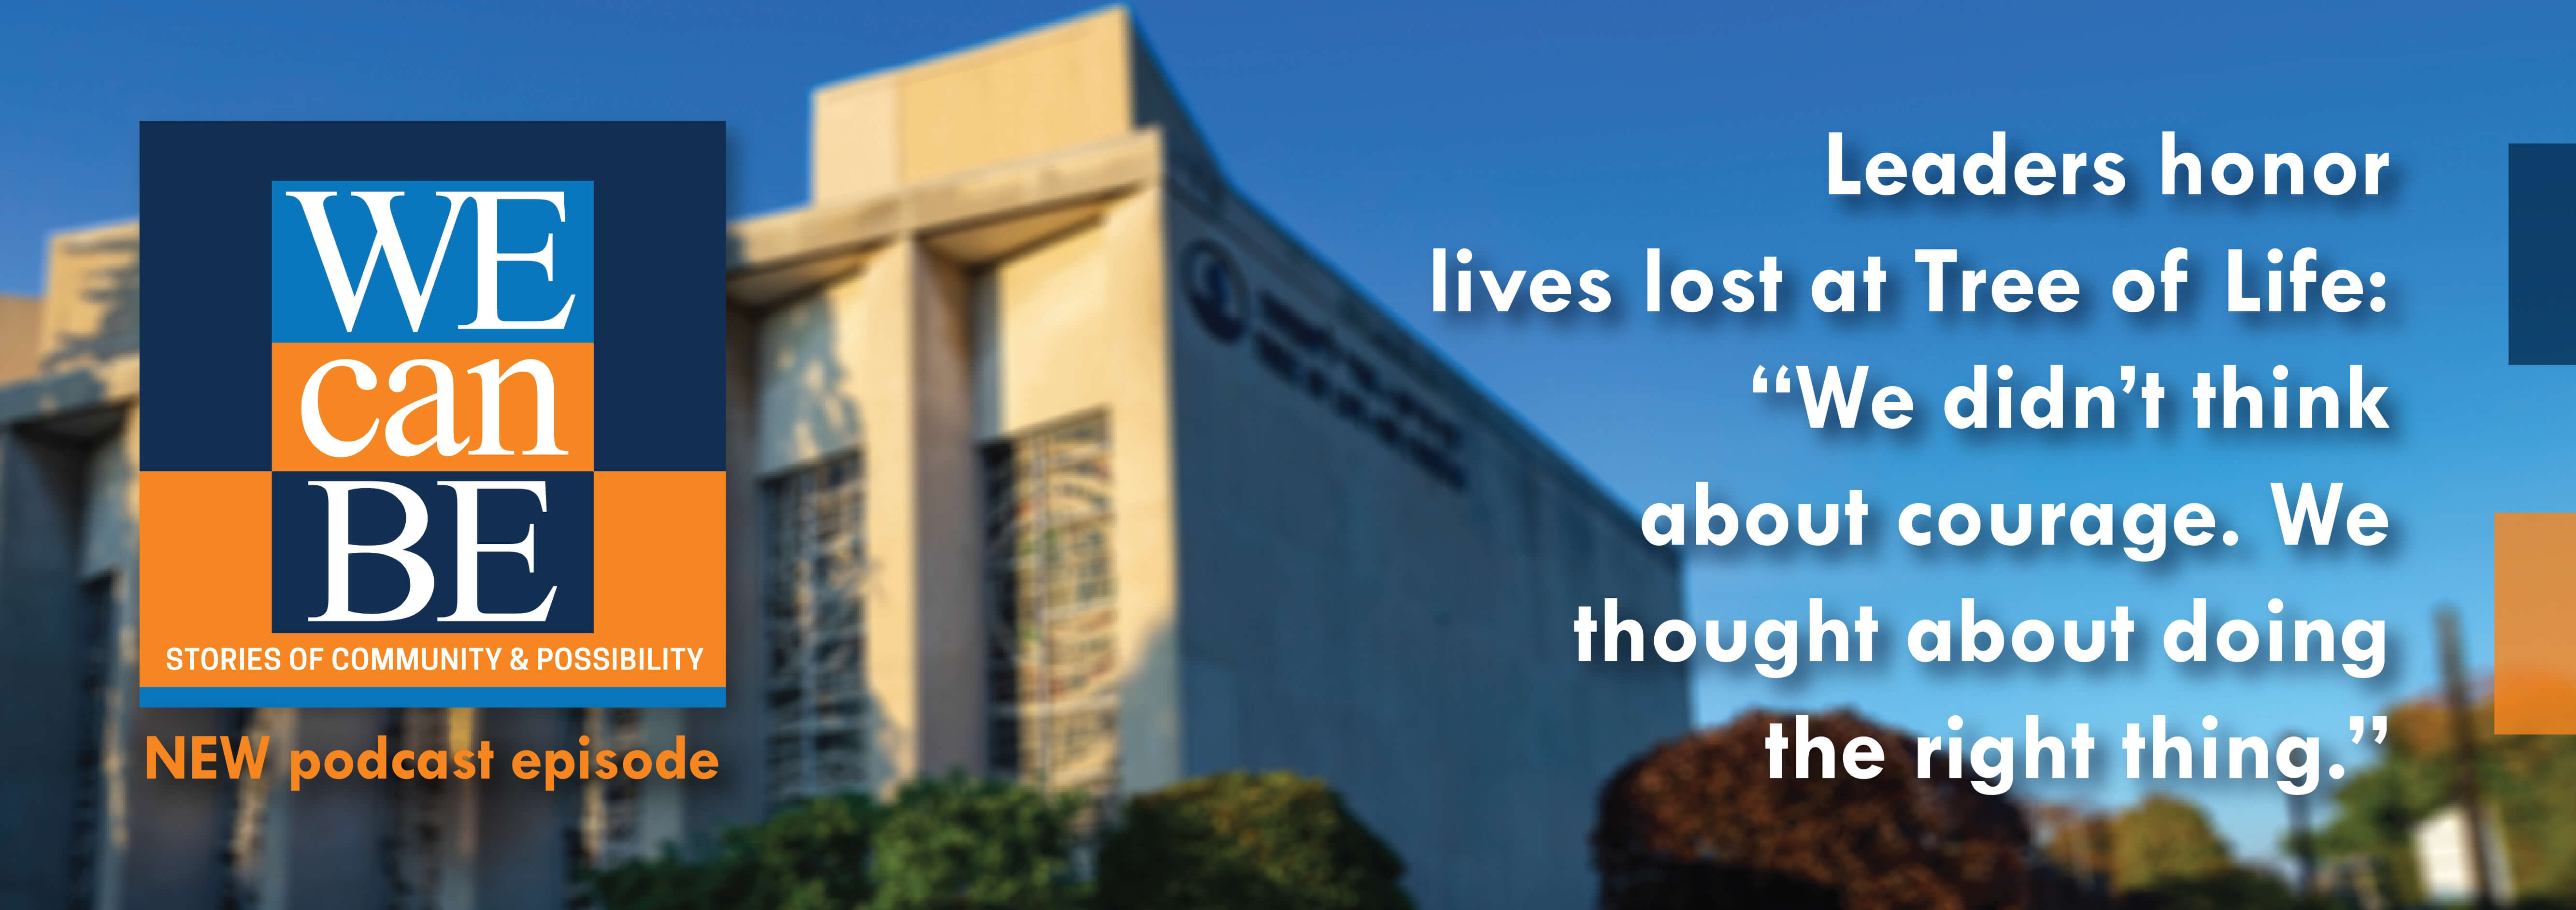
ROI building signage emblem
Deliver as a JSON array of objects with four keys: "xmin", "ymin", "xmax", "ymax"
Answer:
[
  {"xmin": 1178, "ymin": 235, "xmax": 1470, "ymax": 489},
  {"xmin": 1181, "ymin": 239, "xmax": 1247, "ymax": 342}
]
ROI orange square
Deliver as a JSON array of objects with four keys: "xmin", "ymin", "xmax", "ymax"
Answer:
[
  {"xmin": 270, "ymin": 342, "xmax": 593, "ymax": 472},
  {"xmin": 140, "ymin": 470, "xmax": 726, "ymax": 691},
  {"xmin": 139, "ymin": 470, "xmax": 275, "ymax": 688},
  {"xmin": 2494, "ymin": 513, "xmax": 2576, "ymax": 734}
]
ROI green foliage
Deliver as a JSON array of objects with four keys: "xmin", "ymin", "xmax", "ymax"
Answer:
[
  {"xmin": 586, "ymin": 791, "xmax": 881, "ymax": 910},
  {"xmin": 2036, "ymin": 794, "xmax": 2334, "ymax": 910},
  {"xmin": 2308, "ymin": 747, "xmax": 2447, "ymax": 903},
  {"xmin": 865, "ymin": 772, "xmax": 1089, "ymax": 910},
  {"xmin": 2110, "ymin": 794, "xmax": 2233, "ymax": 894},
  {"xmin": 587, "ymin": 772, "xmax": 1411, "ymax": 910},
  {"xmin": 1097, "ymin": 770, "xmax": 1412, "ymax": 910},
  {"xmin": 2134, "ymin": 867, "xmax": 2318, "ymax": 910},
  {"xmin": 2310, "ymin": 698, "xmax": 2576, "ymax": 906}
]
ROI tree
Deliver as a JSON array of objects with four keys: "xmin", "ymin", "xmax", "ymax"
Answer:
[
  {"xmin": 584, "ymin": 775, "xmax": 1088, "ymax": 910},
  {"xmin": 866, "ymin": 773, "xmax": 1089, "ymax": 910},
  {"xmin": 2124, "ymin": 867, "xmax": 2306, "ymax": 910},
  {"xmin": 2033, "ymin": 796, "xmax": 2323, "ymax": 910},
  {"xmin": 586, "ymin": 791, "xmax": 881, "ymax": 910},
  {"xmin": 2110, "ymin": 794, "xmax": 2231, "ymax": 894},
  {"xmin": 589, "ymin": 771, "xmax": 1414, "ymax": 910},
  {"xmin": 2032, "ymin": 802, "xmax": 2117, "ymax": 888},
  {"xmin": 2313, "ymin": 697, "xmax": 2576, "ymax": 906},
  {"xmin": 1591, "ymin": 709, "xmax": 2032, "ymax": 910},
  {"xmin": 1095, "ymin": 770, "xmax": 1412, "ymax": 910}
]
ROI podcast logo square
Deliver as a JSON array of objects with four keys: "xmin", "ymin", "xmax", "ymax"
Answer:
[{"xmin": 139, "ymin": 123, "xmax": 726, "ymax": 708}]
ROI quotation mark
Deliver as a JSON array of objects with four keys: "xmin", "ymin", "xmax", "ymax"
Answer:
[{"xmin": 2321, "ymin": 715, "xmax": 2388, "ymax": 780}]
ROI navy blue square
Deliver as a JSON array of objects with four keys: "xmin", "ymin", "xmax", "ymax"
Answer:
[
  {"xmin": 2511, "ymin": 144, "xmax": 2576, "ymax": 364},
  {"xmin": 140, "ymin": 121, "xmax": 724, "ymax": 472},
  {"xmin": 271, "ymin": 472, "xmax": 593, "ymax": 633}
]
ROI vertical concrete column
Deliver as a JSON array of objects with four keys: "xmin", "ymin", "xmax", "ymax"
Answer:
[
  {"xmin": 1107, "ymin": 188, "xmax": 1181, "ymax": 795},
  {"xmin": 690, "ymin": 306, "xmax": 768, "ymax": 829},
  {"xmin": 255, "ymin": 708, "xmax": 298, "ymax": 910},
  {"xmin": 855, "ymin": 235, "xmax": 986, "ymax": 791},
  {"xmin": 909, "ymin": 240, "xmax": 986, "ymax": 781},
  {"xmin": 857, "ymin": 238, "xmax": 925, "ymax": 792}
]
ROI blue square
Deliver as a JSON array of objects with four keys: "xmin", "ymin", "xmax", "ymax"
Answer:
[
  {"xmin": 2511, "ymin": 145, "xmax": 2576, "ymax": 364},
  {"xmin": 271, "ymin": 181, "xmax": 594, "ymax": 343}
]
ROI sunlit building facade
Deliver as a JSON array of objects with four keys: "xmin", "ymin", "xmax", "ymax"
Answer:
[
  {"xmin": 713, "ymin": 10, "xmax": 1686, "ymax": 906},
  {"xmin": 0, "ymin": 9, "xmax": 1682, "ymax": 909}
]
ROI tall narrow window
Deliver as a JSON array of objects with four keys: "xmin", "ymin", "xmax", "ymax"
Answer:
[
  {"xmin": 986, "ymin": 414, "xmax": 1117, "ymax": 797},
  {"xmin": 763, "ymin": 452, "xmax": 870, "ymax": 807},
  {"xmin": 69, "ymin": 575, "xmax": 111, "ymax": 910},
  {"xmin": 581, "ymin": 707, "xmax": 646, "ymax": 867}
]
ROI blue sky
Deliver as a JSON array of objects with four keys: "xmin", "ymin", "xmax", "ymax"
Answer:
[{"xmin": 7, "ymin": 0, "xmax": 2569, "ymax": 874}]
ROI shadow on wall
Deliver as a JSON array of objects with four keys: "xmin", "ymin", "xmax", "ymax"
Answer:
[
  {"xmin": 762, "ymin": 287, "xmax": 864, "ymax": 470},
  {"xmin": 43, "ymin": 229, "xmax": 138, "ymax": 376}
]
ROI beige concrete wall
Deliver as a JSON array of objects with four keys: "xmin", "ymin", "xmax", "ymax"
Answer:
[
  {"xmin": 771, "ymin": 4, "xmax": 1188, "ymax": 794},
  {"xmin": 752, "ymin": 10, "xmax": 1683, "ymax": 910},
  {"xmin": 39, "ymin": 221, "xmax": 138, "ymax": 375},
  {"xmin": 744, "ymin": 182, "xmax": 1183, "ymax": 797},
  {"xmin": 983, "ymin": 225, "xmax": 1108, "ymax": 431},
  {"xmin": 813, "ymin": 8, "xmax": 1136, "ymax": 203},
  {"xmin": 0, "ymin": 294, "xmax": 40, "ymax": 385},
  {"xmin": 753, "ymin": 259, "xmax": 875, "ymax": 476}
]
